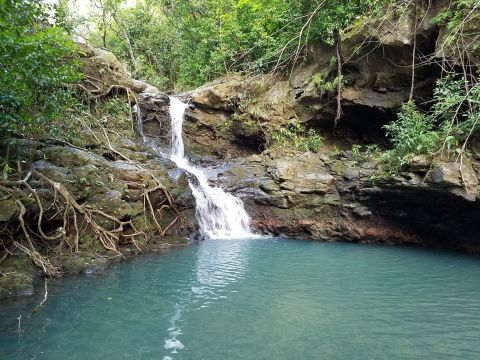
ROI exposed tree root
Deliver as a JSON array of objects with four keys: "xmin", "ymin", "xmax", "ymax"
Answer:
[
  {"xmin": 0, "ymin": 89, "xmax": 186, "ymax": 276},
  {"xmin": 33, "ymin": 170, "xmax": 138, "ymax": 255},
  {"xmin": 0, "ymin": 161, "xmax": 181, "ymax": 276}
]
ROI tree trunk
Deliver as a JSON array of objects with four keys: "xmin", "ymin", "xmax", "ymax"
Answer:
[{"xmin": 112, "ymin": 13, "xmax": 138, "ymax": 75}]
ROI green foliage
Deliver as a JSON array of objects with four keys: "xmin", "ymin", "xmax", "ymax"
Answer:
[
  {"xmin": 47, "ymin": 96, "xmax": 133, "ymax": 147},
  {"xmin": 218, "ymin": 119, "xmax": 233, "ymax": 136},
  {"xmin": 100, "ymin": 97, "xmax": 131, "ymax": 118},
  {"xmin": 271, "ymin": 124, "xmax": 323, "ymax": 154},
  {"xmin": 306, "ymin": 129, "xmax": 323, "ymax": 153},
  {"xmin": 1, "ymin": 157, "xmax": 13, "ymax": 180},
  {"xmin": 381, "ymin": 72, "xmax": 480, "ymax": 173},
  {"xmin": 312, "ymin": 72, "xmax": 341, "ymax": 95},
  {"xmin": 0, "ymin": 0, "xmax": 81, "ymax": 134},
  {"xmin": 351, "ymin": 144, "xmax": 381, "ymax": 162},
  {"xmin": 431, "ymin": 0, "xmax": 479, "ymax": 67},
  {"xmin": 84, "ymin": 0, "xmax": 385, "ymax": 89},
  {"xmin": 370, "ymin": 0, "xmax": 479, "ymax": 174},
  {"xmin": 54, "ymin": 0, "xmax": 76, "ymax": 34},
  {"xmin": 430, "ymin": 75, "xmax": 480, "ymax": 153},
  {"xmin": 351, "ymin": 144, "xmax": 362, "ymax": 161},
  {"xmin": 79, "ymin": 234, "xmax": 105, "ymax": 253},
  {"xmin": 382, "ymin": 101, "xmax": 439, "ymax": 170},
  {"xmin": 239, "ymin": 119, "xmax": 262, "ymax": 136}
]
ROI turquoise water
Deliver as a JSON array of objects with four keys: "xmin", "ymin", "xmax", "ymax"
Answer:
[{"xmin": 1, "ymin": 238, "xmax": 480, "ymax": 360}]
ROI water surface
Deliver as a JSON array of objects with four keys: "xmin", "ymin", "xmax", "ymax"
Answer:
[{"xmin": 1, "ymin": 238, "xmax": 480, "ymax": 359}]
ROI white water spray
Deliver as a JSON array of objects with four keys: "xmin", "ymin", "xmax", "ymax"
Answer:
[{"xmin": 168, "ymin": 97, "xmax": 252, "ymax": 239}]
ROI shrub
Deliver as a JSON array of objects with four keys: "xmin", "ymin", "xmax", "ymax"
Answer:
[
  {"xmin": 0, "ymin": 0, "xmax": 81, "ymax": 134},
  {"xmin": 271, "ymin": 124, "xmax": 323, "ymax": 154},
  {"xmin": 381, "ymin": 72, "xmax": 479, "ymax": 173},
  {"xmin": 306, "ymin": 129, "xmax": 323, "ymax": 153},
  {"xmin": 381, "ymin": 101, "xmax": 439, "ymax": 171}
]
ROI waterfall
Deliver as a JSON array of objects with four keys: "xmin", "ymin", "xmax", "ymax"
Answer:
[{"xmin": 168, "ymin": 97, "xmax": 252, "ymax": 239}]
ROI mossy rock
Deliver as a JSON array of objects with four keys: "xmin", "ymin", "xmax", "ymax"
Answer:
[
  {"xmin": 0, "ymin": 198, "xmax": 17, "ymax": 222},
  {"xmin": 0, "ymin": 271, "xmax": 33, "ymax": 299},
  {"xmin": 84, "ymin": 257, "xmax": 109, "ymax": 274},
  {"xmin": 62, "ymin": 256, "xmax": 88, "ymax": 275},
  {"xmin": 1, "ymin": 254, "xmax": 33, "ymax": 272},
  {"xmin": 79, "ymin": 234, "xmax": 107, "ymax": 254},
  {"xmin": 43, "ymin": 146, "xmax": 96, "ymax": 167}
]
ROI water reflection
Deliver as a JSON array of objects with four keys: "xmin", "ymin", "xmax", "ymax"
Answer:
[{"xmin": 163, "ymin": 239, "xmax": 251, "ymax": 358}]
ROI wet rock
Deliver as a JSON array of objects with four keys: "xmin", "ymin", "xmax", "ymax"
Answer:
[
  {"xmin": 217, "ymin": 147, "xmax": 480, "ymax": 254},
  {"xmin": 0, "ymin": 255, "xmax": 35, "ymax": 299},
  {"xmin": 0, "ymin": 272, "xmax": 34, "ymax": 298},
  {"xmin": 62, "ymin": 256, "xmax": 87, "ymax": 275},
  {"xmin": 138, "ymin": 92, "xmax": 170, "ymax": 139},
  {"xmin": 84, "ymin": 257, "xmax": 109, "ymax": 274},
  {"xmin": 343, "ymin": 167, "xmax": 360, "ymax": 180}
]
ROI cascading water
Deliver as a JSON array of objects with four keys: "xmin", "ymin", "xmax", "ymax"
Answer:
[
  {"xmin": 168, "ymin": 97, "xmax": 252, "ymax": 239},
  {"xmin": 160, "ymin": 98, "xmax": 253, "ymax": 356}
]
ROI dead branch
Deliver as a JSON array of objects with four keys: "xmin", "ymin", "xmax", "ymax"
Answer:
[
  {"xmin": 289, "ymin": 0, "xmax": 328, "ymax": 77},
  {"xmin": 30, "ymin": 279, "xmax": 48, "ymax": 317},
  {"xmin": 409, "ymin": 0, "xmax": 418, "ymax": 101},
  {"xmin": 334, "ymin": 29, "xmax": 343, "ymax": 128}
]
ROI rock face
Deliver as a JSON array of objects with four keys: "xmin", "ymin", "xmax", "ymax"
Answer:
[
  {"xmin": 132, "ymin": 1, "xmax": 479, "ymax": 254},
  {"xmin": 0, "ymin": 136, "xmax": 196, "ymax": 243},
  {"xmin": 138, "ymin": 91, "xmax": 171, "ymax": 149},
  {"xmin": 176, "ymin": 2, "xmax": 465, "ymax": 156},
  {"xmin": 216, "ymin": 152, "xmax": 480, "ymax": 253}
]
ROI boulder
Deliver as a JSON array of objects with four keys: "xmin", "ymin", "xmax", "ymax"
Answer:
[
  {"xmin": 138, "ymin": 92, "xmax": 170, "ymax": 135},
  {"xmin": 190, "ymin": 75, "xmax": 245, "ymax": 110},
  {"xmin": 0, "ymin": 199, "xmax": 17, "ymax": 222},
  {"xmin": 409, "ymin": 155, "xmax": 432, "ymax": 173},
  {"xmin": 429, "ymin": 161, "xmax": 479, "ymax": 196},
  {"xmin": 0, "ymin": 271, "xmax": 33, "ymax": 298},
  {"xmin": 76, "ymin": 43, "xmax": 161, "ymax": 98}
]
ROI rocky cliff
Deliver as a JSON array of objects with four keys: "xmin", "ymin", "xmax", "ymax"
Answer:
[{"xmin": 137, "ymin": 1, "xmax": 480, "ymax": 254}]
